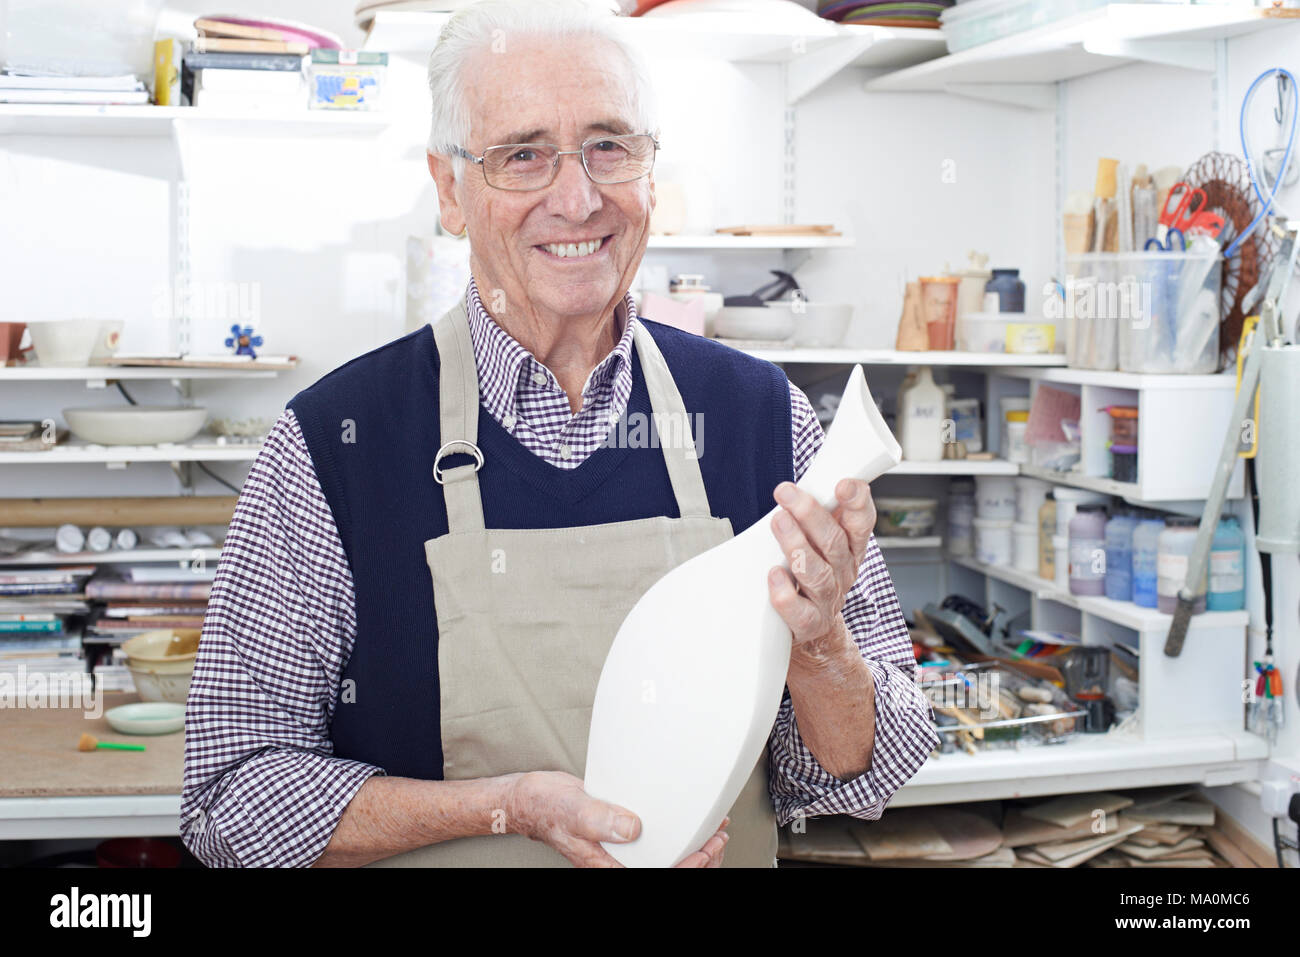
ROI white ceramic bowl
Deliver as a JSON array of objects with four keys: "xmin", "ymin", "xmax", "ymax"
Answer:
[
  {"xmin": 27, "ymin": 319, "xmax": 103, "ymax": 367},
  {"xmin": 63, "ymin": 406, "xmax": 208, "ymax": 445},
  {"xmin": 122, "ymin": 629, "xmax": 198, "ymax": 705},
  {"xmin": 105, "ymin": 702, "xmax": 185, "ymax": 735},
  {"xmin": 791, "ymin": 302, "xmax": 853, "ymax": 348},
  {"xmin": 713, "ymin": 305, "xmax": 795, "ymax": 341},
  {"xmin": 89, "ymin": 320, "xmax": 125, "ymax": 360}
]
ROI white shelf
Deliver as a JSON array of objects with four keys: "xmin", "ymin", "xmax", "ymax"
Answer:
[
  {"xmin": 0, "ymin": 547, "xmax": 222, "ymax": 567},
  {"xmin": 995, "ymin": 365, "xmax": 1237, "ymax": 391},
  {"xmin": 863, "ymin": 3, "xmax": 1289, "ymax": 108},
  {"xmin": 363, "ymin": 10, "xmax": 945, "ymax": 67},
  {"xmin": 0, "ymin": 794, "xmax": 181, "ymax": 840},
  {"xmin": 0, "ymin": 104, "xmax": 391, "ymax": 137},
  {"xmin": 742, "ymin": 347, "xmax": 1067, "ymax": 367},
  {"xmin": 893, "ymin": 730, "xmax": 1267, "ymax": 807},
  {"xmin": 0, "ymin": 365, "xmax": 281, "ymax": 382},
  {"xmin": 646, "ymin": 234, "xmax": 854, "ymax": 250},
  {"xmin": 890, "ymin": 459, "xmax": 1019, "ymax": 476},
  {"xmin": 875, "ymin": 535, "xmax": 942, "ymax": 550},
  {"xmin": 0, "ymin": 438, "xmax": 261, "ymax": 465},
  {"xmin": 949, "ymin": 553, "xmax": 1249, "ymax": 633}
]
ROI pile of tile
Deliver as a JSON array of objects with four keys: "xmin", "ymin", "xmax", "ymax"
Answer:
[{"xmin": 777, "ymin": 787, "xmax": 1262, "ymax": 868}]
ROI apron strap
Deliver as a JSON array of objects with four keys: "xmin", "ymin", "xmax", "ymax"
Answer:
[
  {"xmin": 432, "ymin": 297, "xmax": 715, "ymax": 527},
  {"xmin": 629, "ymin": 320, "xmax": 713, "ymax": 519},
  {"xmin": 432, "ymin": 301, "xmax": 486, "ymax": 533}
]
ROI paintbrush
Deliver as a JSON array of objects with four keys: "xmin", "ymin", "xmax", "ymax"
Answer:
[{"xmin": 78, "ymin": 732, "xmax": 145, "ymax": 752}]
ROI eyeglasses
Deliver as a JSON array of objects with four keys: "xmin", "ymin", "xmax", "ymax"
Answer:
[{"xmin": 452, "ymin": 133, "xmax": 659, "ymax": 191}]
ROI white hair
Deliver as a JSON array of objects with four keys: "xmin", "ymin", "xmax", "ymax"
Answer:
[{"xmin": 426, "ymin": 0, "xmax": 658, "ymax": 180}]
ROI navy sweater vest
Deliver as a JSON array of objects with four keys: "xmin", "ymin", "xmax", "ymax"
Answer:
[{"xmin": 288, "ymin": 319, "xmax": 793, "ymax": 780}]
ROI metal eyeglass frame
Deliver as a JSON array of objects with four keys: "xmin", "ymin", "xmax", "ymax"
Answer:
[{"xmin": 451, "ymin": 133, "xmax": 660, "ymax": 191}]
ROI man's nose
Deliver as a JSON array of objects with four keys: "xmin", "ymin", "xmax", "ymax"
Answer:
[{"xmin": 547, "ymin": 150, "xmax": 603, "ymax": 221}]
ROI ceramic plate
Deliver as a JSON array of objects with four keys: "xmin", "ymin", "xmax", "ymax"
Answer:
[{"xmin": 105, "ymin": 702, "xmax": 185, "ymax": 736}]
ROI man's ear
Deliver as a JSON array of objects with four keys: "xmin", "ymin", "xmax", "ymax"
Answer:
[{"xmin": 428, "ymin": 151, "xmax": 466, "ymax": 236}]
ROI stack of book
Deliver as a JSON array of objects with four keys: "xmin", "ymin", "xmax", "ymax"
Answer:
[
  {"xmin": 84, "ymin": 566, "xmax": 213, "ymax": 644},
  {"xmin": 169, "ymin": 15, "xmax": 344, "ymax": 111},
  {"xmin": 0, "ymin": 73, "xmax": 149, "ymax": 105},
  {"xmin": 0, "ymin": 566, "xmax": 94, "ymax": 679}
]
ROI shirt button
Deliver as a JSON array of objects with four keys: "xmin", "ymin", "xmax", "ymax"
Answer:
[
  {"xmin": 502, "ymin": 414, "xmax": 516, "ymax": 430},
  {"xmin": 530, "ymin": 371, "xmax": 547, "ymax": 387},
  {"xmin": 558, "ymin": 444, "xmax": 571, "ymax": 460}
]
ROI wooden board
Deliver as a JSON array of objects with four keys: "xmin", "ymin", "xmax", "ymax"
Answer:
[
  {"xmin": 849, "ymin": 812, "xmax": 953, "ymax": 860},
  {"xmin": 1002, "ymin": 807, "xmax": 1119, "ymax": 847},
  {"xmin": 1034, "ymin": 823, "xmax": 1145, "ymax": 862},
  {"xmin": 0, "ymin": 693, "xmax": 183, "ymax": 797},
  {"xmin": 1127, "ymin": 799, "xmax": 1216, "ymax": 827},
  {"xmin": 1021, "ymin": 792, "xmax": 1134, "ymax": 828},
  {"xmin": 1117, "ymin": 837, "xmax": 1205, "ymax": 860},
  {"xmin": 715, "ymin": 224, "xmax": 839, "ymax": 236},
  {"xmin": 0, "ymin": 496, "xmax": 237, "ymax": 527},
  {"xmin": 105, "ymin": 356, "xmax": 298, "ymax": 371},
  {"xmin": 779, "ymin": 818, "xmax": 869, "ymax": 865},
  {"xmin": 1203, "ymin": 827, "xmax": 1259, "ymax": 868}
]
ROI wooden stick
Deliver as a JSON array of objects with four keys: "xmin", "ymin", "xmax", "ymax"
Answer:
[{"xmin": 0, "ymin": 496, "xmax": 237, "ymax": 527}]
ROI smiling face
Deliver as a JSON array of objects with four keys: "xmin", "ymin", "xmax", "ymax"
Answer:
[{"xmin": 428, "ymin": 35, "xmax": 654, "ymax": 328}]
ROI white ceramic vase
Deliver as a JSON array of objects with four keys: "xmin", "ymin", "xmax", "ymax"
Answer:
[{"xmin": 584, "ymin": 364, "xmax": 902, "ymax": 867}]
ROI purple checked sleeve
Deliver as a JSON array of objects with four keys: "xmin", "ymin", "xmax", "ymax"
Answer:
[{"xmin": 765, "ymin": 385, "xmax": 939, "ymax": 824}]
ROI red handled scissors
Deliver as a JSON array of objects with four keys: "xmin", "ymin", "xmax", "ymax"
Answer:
[{"xmin": 1158, "ymin": 181, "xmax": 1225, "ymax": 241}]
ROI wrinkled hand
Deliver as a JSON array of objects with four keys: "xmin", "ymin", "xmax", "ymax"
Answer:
[
  {"xmin": 506, "ymin": 771, "xmax": 728, "ymax": 867},
  {"xmin": 767, "ymin": 478, "xmax": 876, "ymax": 661}
]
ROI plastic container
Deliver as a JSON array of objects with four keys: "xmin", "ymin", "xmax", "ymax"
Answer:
[
  {"xmin": 1104, "ymin": 511, "xmax": 1138, "ymax": 602},
  {"xmin": 974, "ymin": 516, "xmax": 1014, "ymax": 566},
  {"xmin": 1003, "ymin": 410, "xmax": 1029, "ymax": 464},
  {"xmin": 985, "ymin": 268, "xmax": 1025, "ymax": 312},
  {"xmin": 946, "ymin": 396, "xmax": 983, "ymax": 453},
  {"xmin": 939, "ymin": 0, "xmax": 1115, "ymax": 54},
  {"xmin": 1068, "ymin": 504, "xmax": 1108, "ymax": 596},
  {"xmin": 956, "ymin": 311, "xmax": 1011, "ymax": 352},
  {"xmin": 1051, "ymin": 487, "xmax": 1108, "ymax": 538},
  {"xmin": 1052, "ymin": 533, "xmax": 1069, "ymax": 590},
  {"xmin": 1015, "ymin": 475, "xmax": 1052, "ymax": 525},
  {"xmin": 1208, "ymin": 516, "xmax": 1245, "ymax": 611},
  {"xmin": 4, "ymin": 0, "xmax": 166, "ymax": 77},
  {"xmin": 1005, "ymin": 319, "xmax": 1056, "ymax": 354},
  {"xmin": 1065, "ymin": 251, "xmax": 1222, "ymax": 374},
  {"xmin": 1104, "ymin": 404, "xmax": 1138, "ymax": 444},
  {"xmin": 1158, "ymin": 517, "xmax": 1207, "ymax": 614},
  {"xmin": 948, "ymin": 484, "xmax": 976, "ymax": 557},
  {"xmin": 974, "ymin": 474, "xmax": 1017, "ymax": 520},
  {"xmin": 1109, "ymin": 442, "xmax": 1138, "ymax": 482},
  {"xmin": 897, "ymin": 365, "xmax": 945, "ymax": 462},
  {"xmin": 1132, "ymin": 517, "xmax": 1164, "ymax": 608},
  {"xmin": 874, "ymin": 497, "xmax": 938, "ymax": 537},
  {"xmin": 919, "ymin": 277, "xmax": 960, "ymax": 350},
  {"xmin": 1012, "ymin": 521, "xmax": 1038, "ymax": 572},
  {"xmin": 1038, "ymin": 492, "xmax": 1056, "ymax": 580}
]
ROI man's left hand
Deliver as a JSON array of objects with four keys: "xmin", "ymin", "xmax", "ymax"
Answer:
[{"xmin": 767, "ymin": 478, "xmax": 876, "ymax": 667}]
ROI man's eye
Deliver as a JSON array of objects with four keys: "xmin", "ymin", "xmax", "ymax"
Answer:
[
  {"xmin": 509, "ymin": 149, "xmax": 537, "ymax": 163},
  {"xmin": 591, "ymin": 140, "xmax": 622, "ymax": 152}
]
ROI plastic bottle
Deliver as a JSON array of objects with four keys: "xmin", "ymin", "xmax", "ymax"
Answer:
[
  {"xmin": 896, "ymin": 366, "xmax": 944, "ymax": 462},
  {"xmin": 1038, "ymin": 492, "xmax": 1056, "ymax": 580},
  {"xmin": 984, "ymin": 268, "xmax": 1026, "ymax": 312},
  {"xmin": 1103, "ymin": 510, "xmax": 1137, "ymax": 602},
  {"xmin": 948, "ymin": 478, "xmax": 976, "ymax": 557},
  {"xmin": 1131, "ymin": 517, "xmax": 1164, "ymax": 608},
  {"xmin": 1068, "ymin": 504, "xmax": 1108, "ymax": 596},
  {"xmin": 1157, "ymin": 517, "xmax": 1206, "ymax": 614},
  {"xmin": 1208, "ymin": 516, "xmax": 1245, "ymax": 611}
]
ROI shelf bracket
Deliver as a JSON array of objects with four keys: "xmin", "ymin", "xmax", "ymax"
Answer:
[
  {"xmin": 171, "ymin": 460, "xmax": 195, "ymax": 494},
  {"xmin": 942, "ymin": 83, "xmax": 1056, "ymax": 111},
  {"xmin": 1080, "ymin": 37, "xmax": 1215, "ymax": 73},
  {"xmin": 785, "ymin": 35, "xmax": 875, "ymax": 105}
]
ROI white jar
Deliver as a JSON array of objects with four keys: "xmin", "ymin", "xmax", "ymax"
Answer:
[
  {"xmin": 973, "ymin": 516, "xmax": 1014, "ymax": 566},
  {"xmin": 974, "ymin": 474, "xmax": 1017, "ymax": 520},
  {"xmin": 1052, "ymin": 533, "xmax": 1070, "ymax": 589},
  {"xmin": 1004, "ymin": 417, "xmax": 1029, "ymax": 463},
  {"xmin": 1015, "ymin": 475, "xmax": 1052, "ymax": 525},
  {"xmin": 1012, "ymin": 521, "xmax": 1039, "ymax": 572},
  {"xmin": 948, "ymin": 494, "xmax": 975, "ymax": 557}
]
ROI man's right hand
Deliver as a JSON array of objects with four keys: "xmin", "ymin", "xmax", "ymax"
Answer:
[{"xmin": 505, "ymin": 771, "xmax": 728, "ymax": 868}]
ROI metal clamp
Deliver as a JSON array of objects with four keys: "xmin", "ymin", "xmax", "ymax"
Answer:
[{"xmin": 432, "ymin": 440, "xmax": 484, "ymax": 485}]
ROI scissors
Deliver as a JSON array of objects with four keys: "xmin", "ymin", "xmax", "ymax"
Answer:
[
  {"xmin": 1156, "ymin": 181, "xmax": 1226, "ymax": 242},
  {"xmin": 1145, "ymin": 227, "xmax": 1186, "ymax": 252}
]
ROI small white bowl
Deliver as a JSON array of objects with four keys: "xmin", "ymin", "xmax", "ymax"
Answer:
[
  {"xmin": 791, "ymin": 302, "xmax": 853, "ymax": 348},
  {"xmin": 27, "ymin": 319, "xmax": 103, "ymax": 367},
  {"xmin": 105, "ymin": 702, "xmax": 185, "ymax": 735},
  {"xmin": 713, "ymin": 305, "xmax": 795, "ymax": 341},
  {"xmin": 62, "ymin": 406, "xmax": 208, "ymax": 446}
]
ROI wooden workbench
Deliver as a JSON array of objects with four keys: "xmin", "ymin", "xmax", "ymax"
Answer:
[{"xmin": 0, "ymin": 693, "xmax": 183, "ymax": 839}]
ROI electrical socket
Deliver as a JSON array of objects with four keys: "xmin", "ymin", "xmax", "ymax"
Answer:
[{"xmin": 1260, "ymin": 778, "xmax": 1299, "ymax": 817}]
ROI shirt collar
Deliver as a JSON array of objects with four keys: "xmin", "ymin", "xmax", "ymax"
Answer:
[{"xmin": 463, "ymin": 277, "xmax": 639, "ymax": 423}]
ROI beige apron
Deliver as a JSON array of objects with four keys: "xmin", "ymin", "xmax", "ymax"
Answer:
[{"xmin": 368, "ymin": 301, "xmax": 778, "ymax": 867}]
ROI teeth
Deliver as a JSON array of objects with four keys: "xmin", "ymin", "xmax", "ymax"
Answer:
[{"xmin": 543, "ymin": 238, "xmax": 601, "ymax": 258}]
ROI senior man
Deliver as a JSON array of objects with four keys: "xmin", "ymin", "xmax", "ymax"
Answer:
[{"xmin": 181, "ymin": 0, "xmax": 937, "ymax": 868}]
